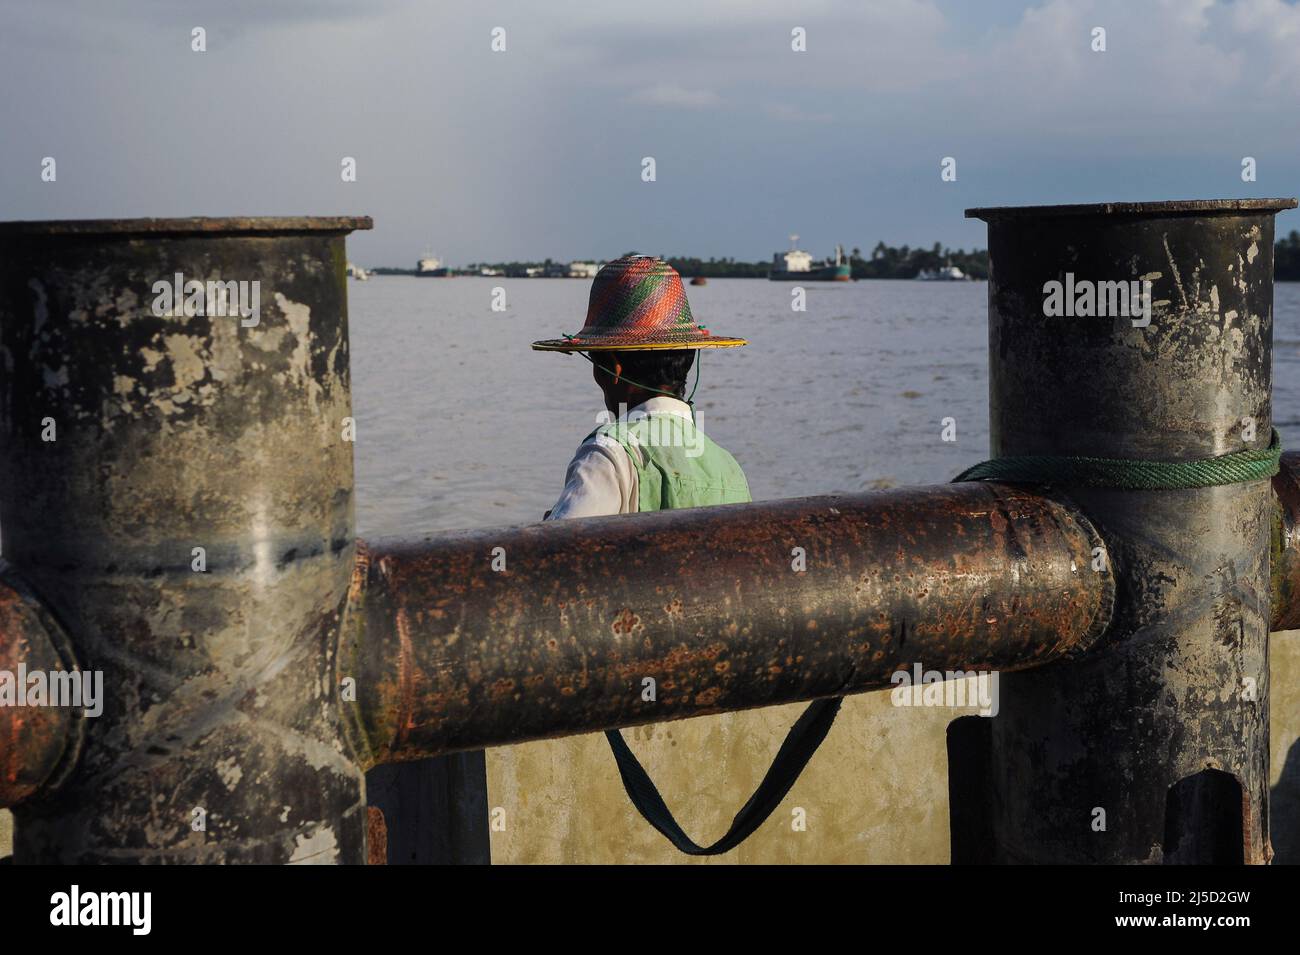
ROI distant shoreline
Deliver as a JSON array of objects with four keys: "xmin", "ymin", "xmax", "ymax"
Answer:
[
  {"xmin": 375, "ymin": 243, "xmax": 990, "ymax": 280},
  {"xmin": 367, "ymin": 272, "xmax": 1300, "ymax": 281},
  {"xmin": 370, "ymin": 232, "xmax": 1300, "ymax": 281},
  {"xmin": 368, "ymin": 271, "xmax": 989, "ymax": 280}
]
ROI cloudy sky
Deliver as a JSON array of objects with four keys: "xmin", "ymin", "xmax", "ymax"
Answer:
[{"xmin": 2, "ymin": 0, "xmax": 1298, "ymax": 266}]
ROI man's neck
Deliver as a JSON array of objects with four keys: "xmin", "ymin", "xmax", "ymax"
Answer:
[{"xmin": 609, "ymin": 387, "xmax": 679, "ymax": 412}]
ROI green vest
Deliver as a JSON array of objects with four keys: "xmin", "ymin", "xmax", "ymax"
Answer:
[{"xmin": 592, "ymin": 411, "xmax": 750, "ymax": 512}]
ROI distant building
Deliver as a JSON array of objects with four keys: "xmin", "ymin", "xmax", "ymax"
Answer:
[{"xmin": 568, "ymin": 261, "xmax": 601, "ymax": 278}]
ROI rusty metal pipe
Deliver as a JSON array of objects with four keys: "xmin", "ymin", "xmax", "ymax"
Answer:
[{"xmin": 342, "ymin": 483, "xmax": 1114, "ymax": 768}]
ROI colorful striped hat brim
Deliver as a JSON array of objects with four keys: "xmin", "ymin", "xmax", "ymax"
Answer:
[{"xmin": 532, "ymin": 254, "xmax": 747, "ymax": 352}]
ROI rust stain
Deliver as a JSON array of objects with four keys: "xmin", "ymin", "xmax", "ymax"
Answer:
[
  {"xmin": 366, "ymin": 806, "xmax": 388, "ymax": 865},
  {"xmin": 611, "ymin": 608, "xmax": 640, "ymax": 635},
  {"xmin": 394, "ymin": 604, "xmax": 417, "ymax": 741}
]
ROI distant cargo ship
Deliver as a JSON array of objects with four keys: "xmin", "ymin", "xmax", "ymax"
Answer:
[
  {"xmin": 416, "ymin": 251, "xmax": 449, "ymax": 277},
  {"xmin": 768, "ymin": 237, "xmax": 851, "ymax": 281}
]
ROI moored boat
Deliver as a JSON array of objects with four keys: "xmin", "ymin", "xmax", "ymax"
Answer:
[{"xmin": 915, "ymin": 263, "xmax": 969, "ymax": 281}]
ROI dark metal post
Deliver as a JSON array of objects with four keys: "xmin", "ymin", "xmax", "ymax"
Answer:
[
  {"xmin": 0, "ymin": 218, "xmax": 370, "ymax": 863},
  {"xmin": 966, "ymin": 198, "xmax": 1297, "ymax": 864},
  {"xmin": 365, "ymin": 755, "xmax": 490, "ymax": 864}
]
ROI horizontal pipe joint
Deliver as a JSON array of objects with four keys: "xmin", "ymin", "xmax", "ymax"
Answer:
[{"xmin": 0, "ymin": 563, "xmax": 85, "ymax": 807}]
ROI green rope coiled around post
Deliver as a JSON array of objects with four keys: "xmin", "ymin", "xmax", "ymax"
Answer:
[{"xmin": 952, "ymin": 429, "xmax": 1282, "ymax": 489}]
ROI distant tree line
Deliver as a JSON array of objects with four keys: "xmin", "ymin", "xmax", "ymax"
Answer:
[
  {"xmin": 460, "ymin": 246, "xmax": 992, "ymax": 280},
  {"xmin": 375, "ymin": 233, "xmax": 1300, "ymax": 279},
  {"xmin": 663, "ymin": 257, "xmax": 769, "ymax": 278},
  {"xmin": 667, "ymin": 245, "xmax": 990, "ymax": 279},
  {"xmin": 464, "ymin": 258, "xmax": 567, "ymax": 278},
  {"xmin": 1277, "ymin": 231, "xmax": 1300, "ymax": 280},
  {"xmin": 850, "ymin": 242, "xmax": 987, "ymax": 279}
]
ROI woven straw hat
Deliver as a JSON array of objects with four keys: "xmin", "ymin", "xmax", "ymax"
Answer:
[{"xmin": 532, "ymin": 254, "xmax": 747, "ymax": 352}]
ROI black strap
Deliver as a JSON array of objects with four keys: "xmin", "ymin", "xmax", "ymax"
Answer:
[{"xmin": 604, "ymin": 696, "xmax": 843, "ymax": 855}]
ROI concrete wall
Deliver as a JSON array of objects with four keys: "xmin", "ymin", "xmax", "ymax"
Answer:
[
  {"xmin": 2, "ymin": 635, "xmax": 1297, "ymax": 862},
  {"xmin": 486, "ymin": 686, "xmax": 960, "ymax": 864},
  {"xmin": 1271, "ymin": 632, "xmax": 1300, "ymax": 863},
  {"xmin": 486, "ymin": 634, "xmax": 1300, "ymax": 864}
]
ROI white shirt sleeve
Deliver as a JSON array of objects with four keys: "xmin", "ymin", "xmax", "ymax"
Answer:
[{"xmin": 545, "ymin": 433, "xmax": 639, "ymax": 520}]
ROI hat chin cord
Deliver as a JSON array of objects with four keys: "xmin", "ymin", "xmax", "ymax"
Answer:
[{"xmin": 579, "ymin": 351, "xmax": 702, "ymax": 422}]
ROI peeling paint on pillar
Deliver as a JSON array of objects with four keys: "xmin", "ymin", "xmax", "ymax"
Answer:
[
  {"xmin": 0, "ymin": 217, "xmax": 372, "ymax": 863},
  {"xmin": 966, "ymin": 198, "xmax": 1297, "ymax": 864}
]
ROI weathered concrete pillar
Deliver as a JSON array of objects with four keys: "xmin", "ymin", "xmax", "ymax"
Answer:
[
  {"xmin": 966, "ymin": 198, "xmax": 1297, "ymax": 864},
  {"xmin": 0, "ymin": 217, "xmax": 371, "ymax": 862}
]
